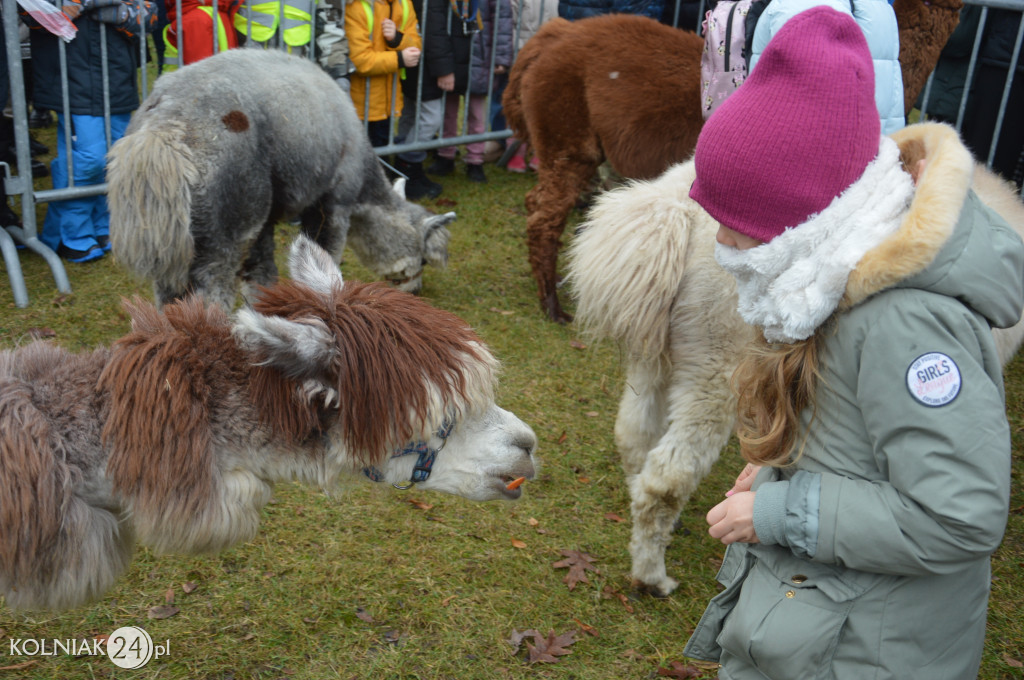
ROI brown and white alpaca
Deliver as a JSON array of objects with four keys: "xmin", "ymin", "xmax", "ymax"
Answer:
[
  {"xmin": 504, "ymin": 3, "xmax": 964, "ymax": 323},
  {"xmin": 567, "ymin": 124, "xmax": 1024, "ymax": 597},
  {"xmin": 0, "ymin": 236, "xmax": 537, "ymax": 612}
]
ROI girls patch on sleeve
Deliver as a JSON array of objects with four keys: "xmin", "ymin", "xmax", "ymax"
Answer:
[{"xmin": 905, "ymin": 352, "xmax": 962, "ymax": 407}]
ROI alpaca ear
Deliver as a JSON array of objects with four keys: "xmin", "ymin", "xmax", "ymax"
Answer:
[
  {"xmin": 425, "ymin": 211, "xmax": 457, "ymax": 230},
  {"xmin": 393, "ymin": 177, "xmax": 407, "ymax": 199},
  {"xmin": 288, "ymin": 234, "xmax": 344, "ymax": 295},
  {"xmin": 232, "ymin": 308, "xmax": 336, "ymax": 381},
  {"xmin": 423, "ymin": 212, "xmax": 454, "ymax": 268}
]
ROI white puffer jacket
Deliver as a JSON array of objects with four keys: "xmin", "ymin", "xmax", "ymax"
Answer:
[{"xmin": 749, "ymin": 0, "xmax": 905, "ymax": 134}]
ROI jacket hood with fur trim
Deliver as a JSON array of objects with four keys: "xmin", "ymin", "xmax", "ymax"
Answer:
[{"xmin": 845, "ymin": 122, "xmax": 1024, "ymax": 331}]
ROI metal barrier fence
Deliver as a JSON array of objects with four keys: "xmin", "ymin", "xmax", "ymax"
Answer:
[{"xmin": 1, "ymin": 0, "xmax": 1022, "ymax": 305}]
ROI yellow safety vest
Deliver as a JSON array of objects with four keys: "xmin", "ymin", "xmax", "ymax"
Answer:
[
  {"xmin": 162, "ymin": 6, "xmax": 234, "ymax": 68},
  {"xmin": 234, "ymin": 0, "xmax": 315, "ymax": 46},
  {"xmin": 358, "ymin": 0, "xmax": 410, "ymax": 34}
]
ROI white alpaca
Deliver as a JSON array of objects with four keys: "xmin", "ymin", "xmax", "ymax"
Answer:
[{"xmin": 568, "ymin": 153, "xmax": 1024, "ymax": 597}]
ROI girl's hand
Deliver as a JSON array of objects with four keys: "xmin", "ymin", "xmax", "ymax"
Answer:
[
  {"xmin": 437, "ymin": 73, "xmax": 454, "ymax": 91},
  {"xmin": 381, "ymin": 18, "xmax": 396, "ymax": 41},
  {"xmin": 707, "ymin": 492, "xmax": 759, "ymax": 545},
  {"xmin": 726, "ymin": 463, "xmax": 761, "ymax": 497}
]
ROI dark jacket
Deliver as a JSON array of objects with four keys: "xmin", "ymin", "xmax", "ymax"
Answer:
[
  {"xmin": 28, "ymin": 14, "xmax": 140, "ymax": 116},
  {"xmin": 557, "ymin": 0, "xmax": 664, "ymax": 21},
  {"xmin": 405, "ymin": 0, "xmax": 512, "ymax": 99}
]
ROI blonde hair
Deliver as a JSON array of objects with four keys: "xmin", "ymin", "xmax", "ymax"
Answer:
[{"xmin": 731, "ymin": 325, "xmax": 829, "ymax": 467}]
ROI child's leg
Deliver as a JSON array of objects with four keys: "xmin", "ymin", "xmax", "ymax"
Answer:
[
  {"xmin": 463, "ymin": 94, "xmax": 488, "ymax": 166},
  {"xmin": 437, "ymin": 96, "xmax": 461, "ymax": 161},
  {"xmin": 42, "ymin": 114, "xmax": 108, "ymax": 257}
]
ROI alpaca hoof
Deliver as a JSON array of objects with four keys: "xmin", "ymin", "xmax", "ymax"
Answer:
[
  {"xmin": 631, "ymin": 576, "xmax": 679, "ymax": 598},
  {"xmin": 541, "ymin": 293, "xmax": 573, "ymax": 324}
]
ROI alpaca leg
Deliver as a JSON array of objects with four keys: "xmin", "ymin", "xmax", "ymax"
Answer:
[
  {"xmin": 615, "ymin": 357, "xmax": 669, "ymax": 477},
  {"xmin": 526, "ymin": 160, "xmax": 599, "ymax": 322},
  {"xmin": 627, "ymin": 355, "xmax": 736, "ymax": 597},
  {"xmin": 189, "ymin": 252, "xmax": 246, "ymax": 310},
  {"xmin": 0, "ymin": 397, "xmax": 136, "ymax": 612},
  {"xmin": 302, "ymin": 202, "xmax": 351, "ymax": 264},
  {"xmin": 2, "ymin": 502, "xmax": 134, "ymax": 612},
  {"xmin": 239, "ymin": 220, "xmax": 279, "ymax": 304}
]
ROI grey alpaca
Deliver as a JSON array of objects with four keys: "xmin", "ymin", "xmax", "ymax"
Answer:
[{"xmin": 107, "ymin": 48, "xmax": 454, "ymax": 309}]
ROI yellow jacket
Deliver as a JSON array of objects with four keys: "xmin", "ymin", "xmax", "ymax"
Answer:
[{"xmin": 345, "ymin": 0, "xmax": 421, "ymax": 122}]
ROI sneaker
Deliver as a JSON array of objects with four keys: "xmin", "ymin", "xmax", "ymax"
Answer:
[
  {"xmin": 466, "ymin": 163, "xmax": 487, "ymax": 183},
  {"xmin": 57, "ymin": 243, "xmax": 105, "ymax": 263},
  {"xmin": 506, "ymin": 154, "xmax": 527, "ymax": 173},
  {"xmin": 96, "ymin": 234, "xmax": 111, "ymax": 253},
  {"xmin": 427, "ymin": 156, "xmax": 455, "ymax": 176}
]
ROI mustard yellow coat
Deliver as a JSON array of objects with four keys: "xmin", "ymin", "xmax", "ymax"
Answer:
[{"xmin": 345, "ymin": 0, "xmax": 422, "ymax": 122}]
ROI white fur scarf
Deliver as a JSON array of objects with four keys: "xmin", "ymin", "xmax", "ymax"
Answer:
[{"xmin": 714, "ymin": 137, "xmax": 915, "ymax": 343}]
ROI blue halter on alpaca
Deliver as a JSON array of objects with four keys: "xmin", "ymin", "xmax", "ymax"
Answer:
[{"xmin": 363, "ymin": 418, "xmax": 456, "ymax": 489}]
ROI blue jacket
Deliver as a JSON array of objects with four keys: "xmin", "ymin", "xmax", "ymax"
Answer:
[{"xmin": 749, "ymin": 0, "xmax": 904, "ymax": 134}]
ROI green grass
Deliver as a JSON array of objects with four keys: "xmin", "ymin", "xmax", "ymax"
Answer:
[{"xmin": 0, "ymin": 155, "xmax": 1022, "ymax": 679}]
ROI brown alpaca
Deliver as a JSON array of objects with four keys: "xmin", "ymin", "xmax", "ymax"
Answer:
[
  {"xmin": 503, "ymin": 14, "xmax": 705, "ymax": 323},
  {"xmin": 505, "ymin": 4, "xmax": 964, "ymax": 323},
  {"xmin": 0, "ymin": 236, "xmax": 537, "ymax": 612},
  {"xmin": 894, "ymin": 0, "xmax": 964, "ymax": 114}
]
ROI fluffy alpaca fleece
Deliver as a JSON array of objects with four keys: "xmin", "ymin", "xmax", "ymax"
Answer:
[
  {"xmin": 505, "ymin": 2, "xmax": 965, "ymax": 324},
  {"xmin": 567, "ymin": 123, "xmax": 1024, "ymax": 596},
  {"xmin": 107, "ymin": 49, "xmax": 454, "ymax": 311},
  {"xmin": 0, "ymin": 236, "xmax": 537, "ymax": 612},
  {"xmin": 894, "ymin": 0, "xmax": 964, "ymax": 115}
]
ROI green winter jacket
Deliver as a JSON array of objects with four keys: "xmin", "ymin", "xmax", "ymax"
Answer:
[{"xmin": 685, "ymin": 123, "xmax": 1024, "ymax": 679}]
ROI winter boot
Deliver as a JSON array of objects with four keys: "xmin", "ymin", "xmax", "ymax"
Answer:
[
  {"xmin": 427, "ymin": 155, "xmax": 455, "ymax": 177},
  {"xmin": 396, "ymin": 158, "xmax": 442, "ymax": 200},
  {"xmin": 466, "ymin": 162, "xmax": 487, "ymax": 183}
]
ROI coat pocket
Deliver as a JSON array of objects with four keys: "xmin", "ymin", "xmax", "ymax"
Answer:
[{"xmin": 717, "ymin": 557, "xmax": 871, "ymax": 679}]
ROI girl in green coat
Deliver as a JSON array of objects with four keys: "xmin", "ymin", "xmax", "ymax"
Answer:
[{"xmin": 683, "ymin": 7, "xmax": 1024, "ymax": 679}]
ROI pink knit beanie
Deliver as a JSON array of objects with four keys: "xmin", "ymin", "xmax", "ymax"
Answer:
[{"xmin": 689, "ymin": 6, "xmax": 881, "ymax": 243}]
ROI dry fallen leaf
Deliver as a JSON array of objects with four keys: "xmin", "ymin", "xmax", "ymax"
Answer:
[
  {"xmin": 604, "ymin": 512, "xmax": 627, "ymax": 523},
  {"xmin": 569, "ymin": 339, "xmax": 587, "ymax": 350},
  {"xmin": 147, "ymin": 605, "xmax": 179, "ymax": 620},
  {"xmin": 355, "ymin": 607, "xmax": 374, "ymax": 623},
  {"xmin": 573, "ymin": 618, "xmax": 599, "ymax": 637},
  {"xmin": 511, "ymin": 538, "xmax": 528, "ymax": 549},
  {"xmin": 1004, "ymin": 653, "xmax": 1024, "ymax": 669},
  {"xmin": 657, "ymin": 660, "xmax": 704, "ymax": 678},
  {"xmin": 182, "ymin": 581, "xmax": 198, "ymax": 594},
  {"xmin": 526, "ymin": 629, "xmax": 577, "ymax": 664},
  {"xmin": 406, "ymin": 498, "xmax": 434, "ymax": 510},
  {"xmin": 25, "ymin": 327, "xmax": 56, "ymax": 340},
  {"xmin": 527, "ymin": 517, "xmax": 540, "ymax": 527},
  {"xmin": 557, "ymin": 431, "xmax": 568, "ymax": 445},
  {"xmin": 601, "ymin": 585, "xmax": 635, "ymax": 613},
  {"xmin": 552, "ymin": 549, "xmax": 600, "ymax": 591}
]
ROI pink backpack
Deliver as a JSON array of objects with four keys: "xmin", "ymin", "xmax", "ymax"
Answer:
[{"xmin": 700, "ymin": 0, "xmax": 771, "ymax": 119}]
